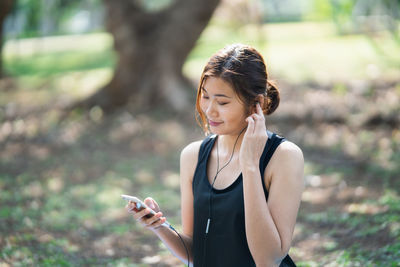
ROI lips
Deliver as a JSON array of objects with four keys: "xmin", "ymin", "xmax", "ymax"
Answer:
[{"xmin": 208, "ymin": 120, "xmax": 223, "ymax": 127}]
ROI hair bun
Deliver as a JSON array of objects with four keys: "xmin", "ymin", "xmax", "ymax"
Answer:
[{"xmin": 265, "ymin": 80, "xmax": 280, "ymax": 115}]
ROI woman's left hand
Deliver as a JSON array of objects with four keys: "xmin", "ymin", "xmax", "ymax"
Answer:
[{"xmin": 239, "ymin": 103, "xmax": 268, "ymax": 171}]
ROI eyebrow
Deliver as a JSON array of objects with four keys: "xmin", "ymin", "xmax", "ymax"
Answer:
[{"xmin": 201, "ymin": 87, "xmax": 232, "ymax": 98}]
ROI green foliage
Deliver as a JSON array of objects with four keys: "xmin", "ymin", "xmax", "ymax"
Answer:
[
  {"xmin": 310, "ymin": 0, "xmax": 334, "ymax": 20},
  {"xmin": 16, "ymin": 0, "xmax": 43, "ymax": 37},
  {"xmin": 4, "ymin": 49, "xmax": 115, "ymax": 78},
  {"xmin": 9, "ymin": 0, "xmax": 103, "ymax": 38},
  {"xmin": 137, "ymin": 0, "xmax": 174, "ymax": 12},
  {"xmin": 332, "ymin": 83, "xmax": 348, "ymax": 95}
]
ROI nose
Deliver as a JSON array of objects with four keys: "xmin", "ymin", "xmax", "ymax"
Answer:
[{"xmin": 205, "ymin": 100, "xmax": 217, "ymax": 118}]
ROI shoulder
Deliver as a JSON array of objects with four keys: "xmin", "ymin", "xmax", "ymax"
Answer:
[
  {"xmin": 275, "ymin": 141, "xmax": 303, "ymax": 162},
  {"xmin": 180, "ymin": 140, "xmax": 203, "ymax": 161},
  {"xmin": 180, "ymin": 140, "xmax": 204, "ymax": 183},
  {"xmin": 270, "ymin": 141, "xmax": 304, "ymax": 177},
  {"xmin": 180, "ymin": 139, "xmax": 204, "ymax": 170},
  {"xmin": 268, "ymin": 140, "xmax": 304, "ymax": 187},
  {"xmin": 180, "ymin": 135, "xmax": 216, "ymax": 160}
]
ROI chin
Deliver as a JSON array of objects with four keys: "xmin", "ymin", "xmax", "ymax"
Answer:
[
  {"xmin": 209, "ymin": 126, "xmax": 239, "ymax": 136},
  {"xmin": 209, "ymin": 126, "xmax": 225, "ymax": 135}
]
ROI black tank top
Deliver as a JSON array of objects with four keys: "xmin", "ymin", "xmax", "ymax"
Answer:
[{"xmin": 192, "ymin": 131, "xmax": 296, "ymax": 267}]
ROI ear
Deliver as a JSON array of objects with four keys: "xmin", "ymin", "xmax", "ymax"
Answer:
[{"xmin": 252, "ymin": 94, "xmax": 265, "ymax": 113}]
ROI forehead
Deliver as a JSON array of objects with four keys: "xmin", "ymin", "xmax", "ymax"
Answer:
[{"xmin": 202, "ymin": 77, "xmax": 235, "ymax": 96}]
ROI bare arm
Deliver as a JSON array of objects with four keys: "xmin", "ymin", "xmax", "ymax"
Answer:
[
  {"xmin": 240, "ymin": 104, "xmax": 304, "ymax": 266},
  {"xmin": 151, "ymin": 224, "xmax": 193, "ymax": 265},
  {"xmin": 242, "ymin": 142, "xmax": 304, "ymax": 266}
]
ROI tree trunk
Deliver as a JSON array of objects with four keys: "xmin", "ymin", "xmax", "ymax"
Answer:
[
  {"xmin": 79, "ymin": 0, "xmax": 221, "ymax": 113},
  {"xmin": 0, "ymin": 0, "xmax": 14, "ymax": 78}
]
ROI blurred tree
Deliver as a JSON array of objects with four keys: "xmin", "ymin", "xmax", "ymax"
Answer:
[
  {"xmin": 330, "ymin": 0, "xmax": 356, "ymax": 34},
  {"xmin": 0, "ymin": 0, "xmax": 14, "ymax": 78},
  {"xmin": 356, "ymin": 0, "xmax": 399, "ymax": 35},
  {"xmin": 9, "ymin": 0, "xmax": 101, "ymax": 37},
  {"xmin": 73, "ymin": 0, "xmax": 221, "ymax": 113}
]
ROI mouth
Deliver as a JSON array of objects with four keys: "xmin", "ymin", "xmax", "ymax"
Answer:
[{"xmin": 208, "ymin": 119, "xmax": 223, "ymax": 127}]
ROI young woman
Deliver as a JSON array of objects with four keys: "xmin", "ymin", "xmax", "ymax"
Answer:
[{"xmin": 127, "ymin": 44, "xmax": 304, "ymax": 267}]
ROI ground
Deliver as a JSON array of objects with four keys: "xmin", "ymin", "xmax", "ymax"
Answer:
[{"xmin": 1, "ymin": 22, "xmax": 400, "ymax": 266}]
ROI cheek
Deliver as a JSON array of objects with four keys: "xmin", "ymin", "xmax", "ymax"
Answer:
[
  {"xmin": 223, "ymin": 107, "xmax": 243, "ymax": 121},
  {"xmin": 232, "ymin": 109, "xmax": 249, "ymax": 126},
  {"xmin": 199, "ymin": 98, "xmax": 208, "ymax": 113}
]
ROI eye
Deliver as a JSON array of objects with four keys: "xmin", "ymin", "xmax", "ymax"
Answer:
[
  {"xmin": 202, "ymin": 94, "xmax": 209, "ymax": 99},
  {"xmin": 218, "ymin": 102, "xmax": 229, "ymax": 106}
]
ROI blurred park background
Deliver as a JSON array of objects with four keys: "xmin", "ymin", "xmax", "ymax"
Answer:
[{"xmin": 0, "ymin": 0, "xmax": 400, "ymax": 266}]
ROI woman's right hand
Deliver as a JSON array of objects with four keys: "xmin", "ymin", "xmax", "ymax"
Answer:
[{"xmin": 126, "ymin": 197, "xmax": 167, "ymax": 231}]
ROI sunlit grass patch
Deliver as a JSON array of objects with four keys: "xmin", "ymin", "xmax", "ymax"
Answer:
[
  {"xmin": 4, "ymin": 33, "xmax": 113, "ymax": 56},
  {"xmin": 296, "ymin": 261, "xmax": 319, "ymax": 267},
  {"xmin": 0, "ymin": 68, "xmax": 112, "ymax": 110},
  {"xmin": 335, "ymin": 242, "xmax": 400, "ymax": 267},
  {"xmin": 4, "ymin": 22, "xmax": 400, "ymax": 88},
  {"xmin": 298, "ymin": 189, "xmax": 400, "ymax": 264},
  {"xmin": 185, "ymin": 21, "xmax": 400, "ymax": 83},
  {"xmin": 40, "ymin": 179, "xmax": 131, "ymax": 232},
  {"xmin": 4, "ymin": 49, "xmax": 115, "ymax": 78}
]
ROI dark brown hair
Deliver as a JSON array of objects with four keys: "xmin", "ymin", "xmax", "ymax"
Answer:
[{"xmin": 195, "ymin": 44, "xmax": 280, "ymax": 133}]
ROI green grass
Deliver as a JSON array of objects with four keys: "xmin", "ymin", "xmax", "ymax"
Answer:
[
  {"xmin": 4, "ymin": 22, "xmax": 400, "ymax": 84},
  {"xmin": 5, "ymin": 50, "xmax": 115, "ymax": 77},
  {"xmin": 1, "ymin": 21, "xmax": 400, "ymax": 266},
  {"xmin": 0, "ymin": 152, "xmax": 183, "ymax": 265},
  {"xmin": 335, "ymin": 243, "xmax": 400, "ymax": 267},
  {"xmin": 3, "ymin": 33, "xmax": 115, "ymax": 77},
  {"xmin": 185, "ymin": 21, "xmax": 400, "ymax": 83}
]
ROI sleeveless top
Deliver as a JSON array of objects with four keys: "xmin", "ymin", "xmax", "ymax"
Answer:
[{"xmin": 192, "ymin": 131, "xmax": 296, "ymax": 267}]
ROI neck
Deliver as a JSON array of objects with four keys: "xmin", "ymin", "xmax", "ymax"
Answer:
[{"xmin": 217, "ymin": 128, "xmax": 246, "ymax": 154}]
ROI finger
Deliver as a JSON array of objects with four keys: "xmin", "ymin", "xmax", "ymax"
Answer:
[
  {"xmin": 133, "ymin": 208, "xmax": 152, "ymax": 220},
  {"xmin": 144, "ymin": 212, "xmax": 163, "ymax": 226},
  {"xmin": 253, "ymin": 114, "xmax": 266, "ymax": 133},
  {"xmin": 144, "ymin": 197, "xmax": 160, "ymax": 212},
  {"xmin": 126, "ymin": 201, "xmax": 138, "ymax": 213},
  {"xmin": 251, "ymin": 113, "xmax": 261, "ymax": 121},
  {"xmin": 126, "ymin": 204, "xmax": 135, "ymax": 213},
  {"xmin": 250, "ymin": 114, "xmax": 260, "ymax": 132},
  {"xmin": 251, "ymin": 106, "xmax": 264, "ymax": 122},
  {"xmin": 144, "ymin": 197, "xmax": 154, "ymax": 209},
  {"xmin": 256, "ymin": 102, "xmax": 264, "ymax": 116},
  {"xmin": 127, "ymin": 200, "xmax": 139, "ymax": 211},
  {"xmin": 132, "ymin": 208, "xmax": 147, "ymax": 219},
  {"xmin": 150, "ymin": 217, "xmax": 167, "ymax": 229},
  {"xmin": 245, "ymin": 116, "xmax": 255, "ymax": 135}
]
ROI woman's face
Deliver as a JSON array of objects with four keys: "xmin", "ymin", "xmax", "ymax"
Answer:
[{"xmin": 200, "ymin": 77, "xmax": 249, "ymax": 135}]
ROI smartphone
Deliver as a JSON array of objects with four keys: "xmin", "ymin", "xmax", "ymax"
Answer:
[
  {"xmin": 121, "ymin": 195, "xmax": 156, "ymax": 218},
  {"xmin": 121, "ymin": 195, "xmax": 171, "ymax": 228}
]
